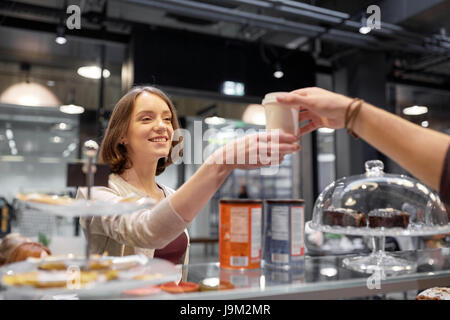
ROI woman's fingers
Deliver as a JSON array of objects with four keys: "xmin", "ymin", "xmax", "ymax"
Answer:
[{"xmin": 257, "ymin": 131, "xmax": 298, "ymax": 143}]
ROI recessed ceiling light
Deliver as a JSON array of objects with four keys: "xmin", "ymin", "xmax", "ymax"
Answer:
[
  {"xmin": 55, "ymin": 122, "xmax": 71, "ymax": 130},
  {"xmin": 60, "ymin": 104, "xmax": 84, "ymax": 114},
  {"xmin": 403, "ymin": 105, "xmax": 428, "ymax": 115},
  {"xmin": 359, "ymin": 26, "xmax": 372, "ymax": 34},
  {"xmin": 55, "ymin": 36, "xmax": 67, "ymax": 45},
  {"xmin": 273, "ymin": 70, "xmax": 284, "ymax": 79},
  {"xmin": 77, "ymin": 66, "xmax": 110, "ymax": 79},
  {"xmin": 50, "ymin": 136, "xmax": 64, "ymax": 143},
  {"xmin": 421, "ymin": 120, "xmax": 429, "ymax": 127}
]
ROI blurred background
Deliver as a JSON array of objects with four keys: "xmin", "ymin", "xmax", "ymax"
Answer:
[{"xmin": 0, "ymin": 0, "xmax": 449, "ymax": 261}]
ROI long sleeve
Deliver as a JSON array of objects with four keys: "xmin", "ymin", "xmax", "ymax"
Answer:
[
  {"xmin": 439, "ymin": 144, "xmax": 450, "ymax": 207},
  {"xmin": 77, "ymin": 186, "xmax": 189, "ymax": 250}
]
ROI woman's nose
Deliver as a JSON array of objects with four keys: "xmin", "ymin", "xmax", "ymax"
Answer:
[{"xmin": 153, "ymin": 118, "xmax": 167, "ymax": 132}]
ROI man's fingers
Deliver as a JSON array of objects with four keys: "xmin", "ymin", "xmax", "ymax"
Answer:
[
  {"xmin": 298, "ymin": 110, "xmax": 313, "ymax": 122},
  {"xmin": 298, "ymin": 122, "xmax": 318, "ymax": 136},
  {"xmin": 276, "ymin": 92, "xmax": 309, "ymax": 109}
]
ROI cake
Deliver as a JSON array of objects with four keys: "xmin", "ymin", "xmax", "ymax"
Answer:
[
  {"xmin": 416, "ymin": 287, "xmax": 450, "ymax": 300},
  {"xmin": 368, "ymin": 208, "xmax": 410, "ymax": 229},
  {"xmin": 323, "ymin": 208, "xmax": 367, "ymax": 227}
]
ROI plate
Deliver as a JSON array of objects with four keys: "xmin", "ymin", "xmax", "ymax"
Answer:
[
  {"xmin": 0, "ymin": 255, "xmax": 178, "ymax": 299},
  {"xmin": 17, "ymin": 194, "xmax": 155, "ymax": 218}
]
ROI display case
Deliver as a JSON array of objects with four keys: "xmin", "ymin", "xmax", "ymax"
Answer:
[{"xmin": 307, "ymin": 160, "xmax": 450, "ymax": 274}]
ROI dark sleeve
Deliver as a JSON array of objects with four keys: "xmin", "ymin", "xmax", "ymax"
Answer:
[{"xmin": 439, "ymin": 144, "xmax": 450, "ymax": 207}]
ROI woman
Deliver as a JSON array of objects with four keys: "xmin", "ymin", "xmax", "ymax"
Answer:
[
  {"xmin": 77, "ymin": 86, "xmax": 300, "ymax": 266},
  {"xmin": 276, "ymin": 87, "xmax": 450, "ymax": 206}
]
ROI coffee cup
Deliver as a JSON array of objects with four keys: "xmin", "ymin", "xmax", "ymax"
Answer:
[{"xmin": 262, "ymin": 92, "xmax": 299, "ymax": 135}]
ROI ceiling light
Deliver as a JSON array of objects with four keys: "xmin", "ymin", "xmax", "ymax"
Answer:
[
  {"xmin": 273, "ymin": 63, "xmax": 284, "ymax": 79},
  {"xmin": 0, "ymin": 82, "xmax": 61, "ymax": 107},
  {"xmin": 221, "ymin": 81, "xmax": 245, "ymax": 96},
  {"xmin": 5, "ymin": 129, "xmax": 13, "ymax": 140},
  {"xmin": 0, "ymin": 155, "xmax": 24, "ymax": 162},
  {"xmin": 50, "ymin": 136, "xmax": 63, "ymax": 144},
  {"xmin": 359, "ymin": 26, "xmax": 371, "ymax": 34},
  {"xmin": 421, "ymin": 120, "xmax": 429, "ymax": 127},
  {"xmin": 403, "ymin": 105, "xmax": 428, "ymax": 116},
  {"xmin": 55, "ymin": 122, "xmax": 71, "ymax": 131},
  {"xmin": 8, "ymin": 140, "xmax": 16, "ymax": 149},
  {"xmin": 77, "ymin": 66, "xmax": 111, "ymax": 79},
  {"xmin": 242, "ymin": 104, "xmax": 266, "ymax": 125},
  {"xmin": 39, "ymin": 157, "xmax": 60, "ymax": 164},
  {"xmin": 55, "ymin": 25, "xmax": 67, "ymax": 45},
  {"xmin": 10, "ymin": 148, "xmax": 18, "ymax": 156},
  {"xmin": 273, "ymin": 70, "xmax": 284, "ymax": 79},
  {"xmin": 55, "ymin": 36, "xmax": 67, "ymax": 45},
  {"xmin": 59, "ymin": 104, "xmax": 84, "ymax": 114},
  {"xmin": 204, "ymin": 116, "xmax": 226, "ymax": 125}
]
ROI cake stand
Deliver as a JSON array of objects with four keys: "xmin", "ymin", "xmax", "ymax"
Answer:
[
  {"xmin": 16, "ymin": 140, "xmax": 155, "ymax": 267},
  {"xmin": 307, "ymin": 221, "xmax": 450, "ymax": 274},
  {"xmin": 307, "ymin": 160, "xmax": 450, "ymax": 275}
]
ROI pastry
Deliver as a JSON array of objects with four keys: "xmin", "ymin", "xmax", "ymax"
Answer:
[
  {"xmin": 368, "ymin": 208, "xmax": 410, "ymax": 229},
  {"xmin": 416, "ymin": 287, "xmax": 450, "ymax": 300},
  {"xmin": 323, "ymin": 208, "xmax": 367, "ymax": 227},
  {"xmin": 16, "ymin": 193, "xmax": 73, "ymax": 205}
]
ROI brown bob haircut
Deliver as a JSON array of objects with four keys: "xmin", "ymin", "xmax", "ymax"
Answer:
[{"xmin": 99, "ymin": 86, "xmax": 182, "ymax": 176}]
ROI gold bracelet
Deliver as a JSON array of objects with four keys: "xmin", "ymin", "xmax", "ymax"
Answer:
[
  {"xmin": 344, "ymin": 98, "xmax": 359, "ymax": 129},
  {"xmin": 346, "ymin": 99, "xmax": 363, "ymax": 139}
]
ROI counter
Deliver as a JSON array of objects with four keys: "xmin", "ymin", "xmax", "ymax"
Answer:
[
  {"xmin": 154, "ymin": 248, "xmax": 450, "ymax": 300},
  {"xmin": 1, "ymin": 248, "xmax": 449, "ymax": 300}
]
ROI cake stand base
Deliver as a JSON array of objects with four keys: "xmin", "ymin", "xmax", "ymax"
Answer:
[{"xmin": 343, "ymin": 251, "xmax": 417, "ymax": 274}]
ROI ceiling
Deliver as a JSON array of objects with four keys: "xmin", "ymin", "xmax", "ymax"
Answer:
[{"xmin": 0, "ymin": 0, "xmax": 449, "ymax": 113}]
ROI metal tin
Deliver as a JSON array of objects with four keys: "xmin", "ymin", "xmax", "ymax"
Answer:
[
  {"xmin": 262, "ymin": 199, "xmax": 305, "ymax": 270},
  {"xmin": 219, "ymin": 199, "xmax": 262, "ymax": 270}
]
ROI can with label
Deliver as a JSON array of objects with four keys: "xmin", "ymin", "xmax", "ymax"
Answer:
[
  {"xmin": 219, "ymin": 199, "xmax": 262, "ymax": 270},
  {"xmin": 262, "ymin": 199, "xmax": 305, "ymax": 269}
]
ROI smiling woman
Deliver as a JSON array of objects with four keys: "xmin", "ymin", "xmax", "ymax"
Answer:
[{"xmin": 77, "ymin": 86, "xmax": 300, "ymax": 268}]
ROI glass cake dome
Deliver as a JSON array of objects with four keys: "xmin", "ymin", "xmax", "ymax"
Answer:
[{"xmin": 307, "ymin": 160, "xmax": 450, "ymax": 274}]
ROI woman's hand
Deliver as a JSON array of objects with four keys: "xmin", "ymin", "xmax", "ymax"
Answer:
[
  {"xmin": 276, "ymin": 87, "xmax": 353, "ymax": 136},
  {"xmin": 207, "ymin": 131, "xmax": 300, "ymax": 170}
]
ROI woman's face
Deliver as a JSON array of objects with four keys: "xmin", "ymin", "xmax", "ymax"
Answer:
[{"xmin": 124, "ymin": 91, "xmax": 174, "ymax": 162}]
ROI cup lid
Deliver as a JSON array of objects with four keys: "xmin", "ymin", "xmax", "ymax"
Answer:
[{"xmin": 262, "ymin": 92, "xmax": 289, "ymax": 105}]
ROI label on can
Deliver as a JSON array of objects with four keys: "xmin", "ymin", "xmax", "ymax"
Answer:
[
  {"xmin": 220, "ymin": 200, "xmax": 262, "ymax": 270},
  {"xmin": 263, "ymin": 200, "xmax": 305, "ymax": 269},
  {"xmin": 291, "ymin": 206, "xmax": 305, "ymax": 256}
]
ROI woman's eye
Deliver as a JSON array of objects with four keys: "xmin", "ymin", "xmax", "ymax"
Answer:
[
  {"xmin": 142, "ymin": 117, "xmax": 152, "ymax": 121},
  {"xmin": 164, "ymin": 118, "xmax": 172, "ymax": 121}
]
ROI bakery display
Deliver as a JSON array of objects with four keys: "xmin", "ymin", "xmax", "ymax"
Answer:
[
  {"xmin": 323, "ymin": 208, "xmax": 367, "ymax": 227},
  {"xmin": 16, "ymin": 193, "xmax": 73, "ymax": 205},
  {"xmin": 368, "ymin": 208, "xmax": 410, "ymax": 229},
  {"xmin": 416, "ymin": 287, "xmax": 450, "ymax": 300},
  {"xmin": 0, "ymin": 255, "xmax": 176, "ymax": 294}
]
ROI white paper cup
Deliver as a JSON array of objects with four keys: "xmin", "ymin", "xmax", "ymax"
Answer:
[{"xmin": 262, "ymin": 92, "xmax": 299, "ymax": 135}]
